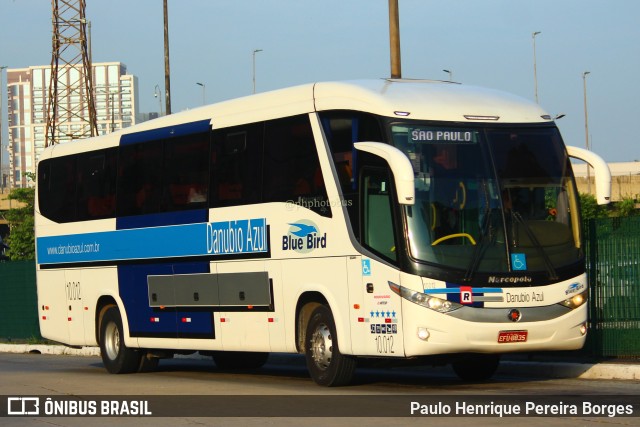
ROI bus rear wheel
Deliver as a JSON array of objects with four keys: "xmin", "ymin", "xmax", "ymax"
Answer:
[
  {"xmin": 99, "ymin": 305, "xmax": 142, "ymax": 374},
  {"xmin": 304, "ymin": 305, "xmax": 356, "ymax": 386}
]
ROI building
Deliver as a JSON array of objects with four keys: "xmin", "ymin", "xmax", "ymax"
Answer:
[{"xmin": 6, "ymin": 62, "xmax": 139, "ymax": 188}]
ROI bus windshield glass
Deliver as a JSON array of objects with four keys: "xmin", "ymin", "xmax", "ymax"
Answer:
[{"xmin": 391, "ymin": 123, "xmax": 581, "ymax": 277}]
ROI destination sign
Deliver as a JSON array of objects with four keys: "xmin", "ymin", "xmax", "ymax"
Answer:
[{"xmin": 409, "ymin": 127, "xmax": 479, "ymax": 144}]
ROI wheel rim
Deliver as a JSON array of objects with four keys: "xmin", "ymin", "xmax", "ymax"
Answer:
[
  {"xmin": 104, "ymin": 321, "xmax": 120, "ymax": 361},
  {"xmin": 310, "ymin": 322, "xmax": 332, "ymax": 370}
]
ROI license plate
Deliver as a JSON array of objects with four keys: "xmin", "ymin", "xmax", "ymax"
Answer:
[{"xmin": 497, "ymin": 330, "xmax": 528, "ymax": 343}]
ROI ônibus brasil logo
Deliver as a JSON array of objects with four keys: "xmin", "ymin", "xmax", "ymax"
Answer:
[{"xmin": 282, "ymin": 220, "xmax": 327, "ymax": 254}]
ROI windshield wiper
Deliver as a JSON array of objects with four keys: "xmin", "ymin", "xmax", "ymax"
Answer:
[
  {"xmin": 510, "ymin": 211, "xmax": 558, "ymax": 280},
  {"xmin": 463, "ymin": 181, "xmax": 495, "ymax": 282}
]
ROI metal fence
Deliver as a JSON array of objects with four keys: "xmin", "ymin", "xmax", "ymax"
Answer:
[
  {"xmin": 585, "ymin": 216, "xmax": 640, "ymax": 357},
  {"xmin": 0, "ymin": 260, "xmax": 39, "ymax": 341},
  {"xmin": 0, "ymin": 217, "xmax": 639, "ymax": 356}
]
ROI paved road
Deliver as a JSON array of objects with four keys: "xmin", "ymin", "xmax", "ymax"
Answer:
[{"xmin": 0, "ymin": 352, "xmax": 638, "ymax": 426}]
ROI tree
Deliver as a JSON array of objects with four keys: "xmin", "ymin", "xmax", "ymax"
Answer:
[
  {"xmin": 5, "ymin": 187, "xmax": 35, "ymax": 260},
  {"xmin": 613, "ymin": 196, "xmax": 637, "ymax": 217},
  {"xmin": 579, "ymin": 193, "xmax": 607, "ymax": 220}
]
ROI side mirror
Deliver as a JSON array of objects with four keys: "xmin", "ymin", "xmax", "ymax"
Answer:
[
  {"xmin": 566, "ymin": 145, "xmax": 611, "ymax": 205},
  {"xmin": 354, "ymin": 142, "xmax": 415, "ymax": 205}
]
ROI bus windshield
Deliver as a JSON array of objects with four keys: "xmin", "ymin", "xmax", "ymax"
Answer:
[{"xmin": 391, "ymin": 123, "xmax": 581, "ymax": 278}]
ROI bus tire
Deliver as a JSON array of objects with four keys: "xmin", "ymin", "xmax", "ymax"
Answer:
[
  {"xmin": 452, "ymin": 354, "xmax": 500, "ymax": 381},
  {"xmin": 304, "ymin": 305, "xmax": 356, "ymax": 386},
  {"xmin": 99, "ymin": 306, "xmax": 142, "ymax": 374},
  {"xmin": 211, "ymin": 351, "xmax": 269, "ymax": 370}
]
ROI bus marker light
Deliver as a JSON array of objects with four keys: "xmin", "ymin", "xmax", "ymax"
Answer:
[
  {"xmin": 42, "ymin": 316, "xmax": 47, "ymax": 320},
  {"xmin": 358, "ymin": 317, "xmax": 364, "ymax": 322},
  {"xmin": 463, "ymin": 115, "xmax": 500, "ymax": 121},
  {"xmin": 580, "ymin": 323, "xmax": 587, "ymax": 335},
  {"xmin": 417, "ymin": 328, "xmax": 430, "ymax": 340},
  {"xmin": 68, "ymin": 317, "xmax": 72, "ymax": 321},
  {"xmin": 354, "ymin": 304, "xmax": 360, "ymax": 310}
]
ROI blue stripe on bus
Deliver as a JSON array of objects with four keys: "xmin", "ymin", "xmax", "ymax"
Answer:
[
  {"xmin": 119, "ymin": 119, "xmax": 211, "ymax": 146},
  {"xmin": 36, "ymin": 218, "xmax": 268, "ymax": 265},
  {"xmin": 425, "ymin": 287, "xmax": 503, "ymax": 294},
  {"xmin": 426, "ymin": 285, "xmax": 504, "ymax": 309}
]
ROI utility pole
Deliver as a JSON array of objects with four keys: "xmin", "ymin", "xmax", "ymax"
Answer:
[
  {"xmin": 583, "ymin": 71, "xmax": 591, "ymax": 195},
  {"xmin": 163, "ymin": 0, "xmax": 172, "ymax": 115},
  {"xmin": 388, "ymin": 0, "xmax": 401, "ymax": 79}
]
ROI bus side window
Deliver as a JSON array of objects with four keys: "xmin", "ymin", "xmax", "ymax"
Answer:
[
  {"xmin": 39, "ymin": 155, "xmax": 77, "ymax": 223},
  {"xmin": 210, "ymin": 123, "xmax": 263, "ymax": 208},
  {"xmin": 319, "ymin": 111, "xmax": 384, "ymax": 235},
  {"xmin": 263, "ymin": 115, "xmax": 329, "ymax": 216},
  {"xmin": 77, "ymin": 148, "xmax": 117, "ymax": 220},
  {"xmin": 117, "ymin": 142, "xmax": 163, "ymax": 216},
  {"xmin": 361, "ymin": 168, "xmax": 397, "ymax": 262},
  {"xmin": 161, "ymin": 133, "xmax": 209, "ymax": 211}
]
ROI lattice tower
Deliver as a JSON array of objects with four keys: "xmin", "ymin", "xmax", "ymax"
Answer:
[{"xmin": 45, "ymin": 0, "xmax": 97, "ymax": 147}]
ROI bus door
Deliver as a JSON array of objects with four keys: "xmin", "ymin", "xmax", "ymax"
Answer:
[{"xmin": 353, "ymin": 167, "xmax": 402, "ymax": 357}]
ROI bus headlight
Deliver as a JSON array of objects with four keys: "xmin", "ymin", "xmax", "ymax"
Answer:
[
  {"xmin": 389, "ymin": 281, "xmax": 462, "ymax": 313},
  {"xmin": 560, "ymin": 290, "xmax": 588, "ymax": 309}
]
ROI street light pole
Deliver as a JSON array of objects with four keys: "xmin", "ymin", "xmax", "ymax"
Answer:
[
  {"xmin": 0, "ymin": 66, "xmax": 6, "ymax": 193},
  {"xmin": 252, "ymin": 49, "xmax": 262, "ymax": 94},
  {"xmin": 532, "ymin": 31, "xmax": 541, "ymax": 103},
  {"xmin": 196, "ymin": 82, "xmax": 206, "ymax": 105},
  {"xmin": 163, "ymin": 0, "xmax": 172, "ymax": 115},
  {"xmin": 583, "ymin": 71, "xmax": 591, "ymax": 194},
  {"xmin": 154, "ymin": 84, "xmax": 163, "ymax": 116}
]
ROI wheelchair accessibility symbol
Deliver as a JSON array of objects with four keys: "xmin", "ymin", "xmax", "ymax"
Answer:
[
  {"xmin": 511, "ymin": 253, "xmax": 527, "ymax": 271},
  {"xmin": 362, "ymin": 259, "xmax": 372, "ymax": 276}
]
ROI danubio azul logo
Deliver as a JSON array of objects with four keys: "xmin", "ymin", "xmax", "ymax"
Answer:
[
  {"xmin": 37, "ymin": 218, "xmax": 268, "ymax": 265},
  {"xmin": 206, "ymin": 218, "xmax": 267, "ymax": 255},
  {"xmin": 282, "ymin": 220, "xmax": 326, "ymax": 254}
]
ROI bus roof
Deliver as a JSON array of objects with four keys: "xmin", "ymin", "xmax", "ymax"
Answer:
[
  {"xmin": 313, "ymin": 79, "xmax": 552, "ymax": 124},
  {"xmin": 42, "ymin": 79, "xmax": 552, "ymax": 159}
]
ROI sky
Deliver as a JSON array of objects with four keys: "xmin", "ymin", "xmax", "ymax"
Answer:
[{"xmin": 1, "ymin": 0, "xmax": 639, "ymax": 163}]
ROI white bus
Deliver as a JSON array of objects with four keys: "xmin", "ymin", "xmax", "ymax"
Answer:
[{"xmin": 35, "ymin": 79, "xmax": 611, "ymax": 386}]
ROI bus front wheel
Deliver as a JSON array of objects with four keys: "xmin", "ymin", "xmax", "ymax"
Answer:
[
  {"xmin": 304, "ymin": 305, "xmax": 356, "ymax": 386},
  {"xmin": 99, "ymin": 305, "xmax": 142, "ymax": 374}
]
